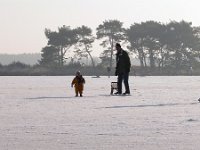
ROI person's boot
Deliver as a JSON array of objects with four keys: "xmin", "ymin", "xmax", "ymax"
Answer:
[
  {"xmin": 123, "ymin": 91, "xmax": 130, "ymax": 95},
  {"xmin": 75, "ymin": 93, "xmax": 78, "ymax": 97},
  {"xmin": 114, "ymin": 91, "xmax": 122, "ymax": 95}
]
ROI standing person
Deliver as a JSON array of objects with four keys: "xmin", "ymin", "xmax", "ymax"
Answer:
[
  {"xmin": 71, "ymin": 71, "xmax": 85, "ymax": 97},
  {"xmin": 115, "ymin": 43, "xmax": 131, "ymax": 95}
]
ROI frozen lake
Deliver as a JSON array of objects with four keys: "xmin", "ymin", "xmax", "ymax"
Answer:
[{"xmin": 0, "ymin": 76, "xmax": 200, "ymax": 150}]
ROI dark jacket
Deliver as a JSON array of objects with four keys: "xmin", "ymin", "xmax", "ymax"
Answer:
[{"xmin": 115, "ymin": 49, "xmax": 131, "ymax": 75}]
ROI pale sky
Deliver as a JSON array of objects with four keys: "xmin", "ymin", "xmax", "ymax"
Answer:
[{"xmin": 0, "ymin": 0, "xmax": 199, "ymax": 56}]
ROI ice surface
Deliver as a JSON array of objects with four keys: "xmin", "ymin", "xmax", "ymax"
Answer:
[{"xmin": 0, "ymin": 76, "xmax": 200, "ymax": 150}]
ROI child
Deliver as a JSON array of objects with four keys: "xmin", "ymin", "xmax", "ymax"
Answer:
[{"xmin": 71, "ymin": 71, "xmax": 85, "ymax": 97}]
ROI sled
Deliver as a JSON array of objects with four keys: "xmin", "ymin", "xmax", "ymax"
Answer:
[{"xmin": 110, "ymin": 82, "xmax": 118, "ymax": 95}]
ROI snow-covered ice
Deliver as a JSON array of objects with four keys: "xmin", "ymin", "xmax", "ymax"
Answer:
[{"xmin": 0, "ymin": 76, "xmax": 200, "ymax": 150}]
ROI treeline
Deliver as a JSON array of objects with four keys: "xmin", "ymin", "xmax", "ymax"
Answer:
[
  {"xmin": 40, "ymin": 19, "xmax": 200, "ymax": 75},
  {"xmin": 1, "ymin": 19, "xmax": 200, "ymax": 76},
  {"xmin": 0, "ymin": 61, "xmax": 199, "ymax": 76},
  {"xmin": 0, "ymin": 61, "xmax": 115, "ymax": 76},
  {"xmin": 0, "ymin": 53, "xmax": 41, "ymax": 65}
]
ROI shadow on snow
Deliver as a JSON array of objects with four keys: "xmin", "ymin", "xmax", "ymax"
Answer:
[
  {"xmin": 25, "ymin": 96, "xmax": 96, "ymax": 100},
  {"xmin": 103, "ymin": 102, "xmax": 198, "ymax": 109}
]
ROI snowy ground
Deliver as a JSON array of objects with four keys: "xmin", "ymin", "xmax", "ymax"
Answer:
[{"xmin": 0, "ymin": 76, "xmax": 200, "ymax": 150}]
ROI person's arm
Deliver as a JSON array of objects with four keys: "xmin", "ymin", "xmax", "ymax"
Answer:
[
  {"xmin": 127, "ymin": 54, "xmax": 131, "ymax": 69},
  {"xmin": 115, "ymin": 54, "xmax": 119, "ymax": 76},
  {"xmin": 124, "ymin": 51, "xmax": 131, "ymax": 72},
  {"xmin": 71, "ymin": 78, "xmax": 75, "ymax": 87}
]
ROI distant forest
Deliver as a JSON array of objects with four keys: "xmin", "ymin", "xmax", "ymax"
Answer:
[
  {"xmin": 1, "ymin": 19, "xmax": 200, "ymax": 76},
  {"xmin": 0, "ymin": 53, "xmax": 41, "ymax": 65}
]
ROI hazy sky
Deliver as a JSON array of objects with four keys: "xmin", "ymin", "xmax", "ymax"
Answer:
[{"xmin": 0, "ymin": 0, "xmax": 199, "ymax": 56}]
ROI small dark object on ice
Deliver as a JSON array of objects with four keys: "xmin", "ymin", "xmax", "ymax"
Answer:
[
  {"xmin": 92, "ymin": 75, "xmax": 100, "ymax": 78},
  {"xmin": 198, "ymin": 98, "xmax": 200, "ymax": 102}
]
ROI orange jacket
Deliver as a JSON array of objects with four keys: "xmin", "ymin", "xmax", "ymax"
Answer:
[{"xmin": 71, "ymin": 76, "xmax": 85, "ymax": 91}]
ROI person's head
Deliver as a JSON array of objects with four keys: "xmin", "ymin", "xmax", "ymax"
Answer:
[
  {"xmin": 115, "ymin": 43, "xmax": 122, "ymax": 52},
  {"xmin": 76, "ymin": 71, "xmax": 81, "ymax": 76}
]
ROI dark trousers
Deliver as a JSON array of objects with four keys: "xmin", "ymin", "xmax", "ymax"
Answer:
[{"xmin": 117, "ymin": 72, "xmax": 130, "ymax": 94}]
